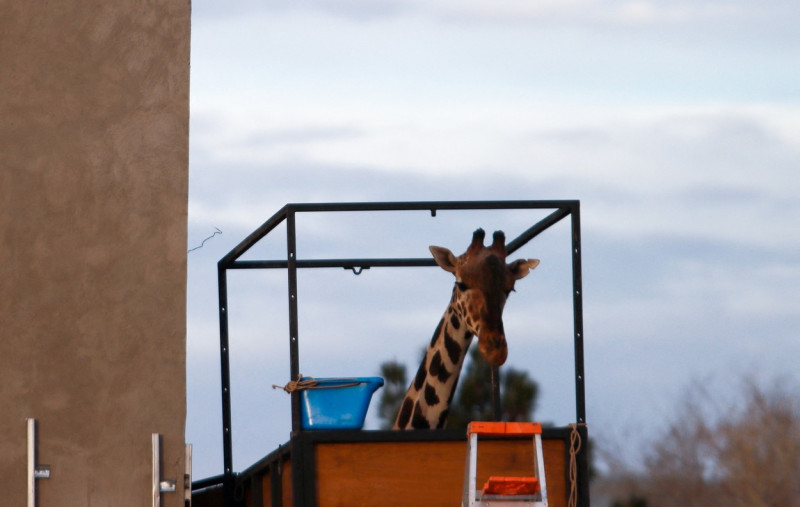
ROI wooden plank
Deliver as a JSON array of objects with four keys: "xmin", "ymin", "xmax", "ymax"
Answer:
[
  {"xmin": 282, "ymin": 458, "xmax": 292, "ymax": 507},
  {"xmin": 314, "ymin": 437, "xmax": 567, "ymax": 507},
  {"xmin": 254, "ymin": 457, "xmax": 292, "ymax": 507}
]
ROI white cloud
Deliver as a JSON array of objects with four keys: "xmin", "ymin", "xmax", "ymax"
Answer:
[
  {"xmin": 187, "ymin": 0, "xmax": 800, "ymax": 479},
  {"xmin": 193, "ymin": 0, "xmax": 787, "ymax": 29},
  {"xmin": 190, "ymin": 101, "xmax": 800, "ymax": 252}
]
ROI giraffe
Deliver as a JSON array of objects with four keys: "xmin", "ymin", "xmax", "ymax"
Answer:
[{"xmin": 393, "ymin": 228, "xmax": 540, "ymax": 430}]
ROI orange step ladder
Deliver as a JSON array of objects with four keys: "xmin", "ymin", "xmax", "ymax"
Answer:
[{"xmin": 462, "ymin": 422, "xmax": 548, "ymax": 506}]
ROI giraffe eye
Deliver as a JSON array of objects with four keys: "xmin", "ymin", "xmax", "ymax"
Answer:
[{"xmin": 455, "ymin": 281, "xmax": 469, "ymax": 291}]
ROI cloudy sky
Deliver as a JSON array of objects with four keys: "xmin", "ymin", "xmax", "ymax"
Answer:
[{"xmin": 186, "ymin": 0, "xmax": 800, "ymax": 479}]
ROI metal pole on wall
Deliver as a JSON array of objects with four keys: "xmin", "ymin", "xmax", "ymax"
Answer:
[
  {"xmin": 26, "ymin": 418, "xmax": 51, "ymax": 507},
  {"xmin": 27, "ymin": 418, "xmax": 35, "ymax": 507},
  {"xmin": 152, "ymin": 433, "xmax": 161, "ymax": 507}
]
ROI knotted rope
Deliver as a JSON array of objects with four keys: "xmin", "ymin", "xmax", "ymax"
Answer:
[
  {"xmin": 568, "ymin": 422, "xmax": 586, "ymax": 507},
  {"xmin": 272, "ymin": 375, "xmax": 319, "ymax": 393},
  {"xmin": 272, "ymin": 375, "xmax": 361, "ymax": 393}
]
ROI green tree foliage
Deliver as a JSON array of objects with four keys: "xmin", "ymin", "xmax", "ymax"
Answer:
[
  {"xmin": 447, "ymin": 347, "xmax": 539, "ymax": 429},
  {"xmin": 376, "ymin": 346, "xmax": 539, "ymax": 429},
  {"xmin": 612, "ymin": 496, "xmax": 648, "ymax": 507},
  {"xmin": 376, "ymin": 360, "xmax": 408, "ymax": 429}
]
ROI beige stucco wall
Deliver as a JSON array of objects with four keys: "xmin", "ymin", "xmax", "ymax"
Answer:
[{"xmin": 0, "ymin": 1, "xmax": 190, "ymax": 505}]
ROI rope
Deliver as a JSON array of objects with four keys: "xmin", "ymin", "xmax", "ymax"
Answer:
[
  {"xmin": 271, "ymin": 375, "xmax": 362, "ymax": 393},
  {"xmin": 568, "ymin": 422, "xmax": 586, "ymax": 507},
  {"xmin": 272, "ymin": 375, "xmax": 318, "ymax": 393}
]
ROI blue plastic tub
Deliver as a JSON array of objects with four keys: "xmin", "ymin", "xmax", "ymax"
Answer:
[{"xmin": 299, "ymin": 377, "xmax": 384, "ymax": 430}]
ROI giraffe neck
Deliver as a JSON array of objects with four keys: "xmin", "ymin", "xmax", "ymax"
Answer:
[{"xmin": 393, "ymin": 289, "xmax": 473, "ymax": 429}]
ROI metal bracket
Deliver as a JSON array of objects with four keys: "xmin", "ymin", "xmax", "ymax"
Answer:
[
  {"xmin": 160, "ymin": 479, "xmax": 177, "ymax": 492},
  {"xmin": 346, "ymin": 265, "xmax": 369, "ymax": 275},
  {"xmin": 152, "ymin": 433, "xmax": 178, "ymax": 507}
]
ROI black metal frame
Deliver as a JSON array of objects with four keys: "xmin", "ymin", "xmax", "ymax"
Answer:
[{"xmin": 212, "ymin": 200, "xmax": 586, "ymax": 506}]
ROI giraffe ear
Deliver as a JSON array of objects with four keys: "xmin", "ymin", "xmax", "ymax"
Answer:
[
  {"xmin": 429, "ymin": 246, "xmax": 457, "ymax": 273},
  {"xmin": 509, "ymin": 258, "xmax": 540, "ymax": 280}
]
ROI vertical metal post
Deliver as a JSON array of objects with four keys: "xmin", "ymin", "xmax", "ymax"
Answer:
[
  {"xmin": 570, "ymin": 202, "xmax": 586, "ymax": 425},
  {"xmin": 27, "ymin": 418, "xmax": 36, "ymax": 507},
  {"xmin": 184, "ymin": 444, "xmax": 193, "ymax": 507},
  {"xmin": 534, "ymin": 433, "xmax": 548, "ymax": 504},
  {"xmin": 152, "ymin": 433, "xmax": 161, "ymax": 507},
  {"xmin": 286, "ymin": 209, "xmax": 307, "ymax": 506},
  {"xmin": 286, "ymin": 209, "xmax": 301, "ymax": 432},
  {"xmin": 217, "ymin": 265, "xmax": 235, "ymax": 506},
  {"xmin": 465, "ymin": 432, "xmax": 478, "ymax": 506},
  {"xmin": 491, "ymin": 366, "xmax": 502, "ymax": 421}
]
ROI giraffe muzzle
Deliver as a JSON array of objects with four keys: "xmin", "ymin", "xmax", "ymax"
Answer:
[{"xmin": 478, "ymin": 334, "xmax": 508, "ymax": 367}]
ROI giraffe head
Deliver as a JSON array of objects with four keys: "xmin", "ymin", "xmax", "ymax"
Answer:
[{"xmin": 430, "ymin": 228, "xmax": 539, "ymax": 367}]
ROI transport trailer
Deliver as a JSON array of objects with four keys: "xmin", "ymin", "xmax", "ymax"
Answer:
[
  {"xmin": 192, "ymin": 425, "xmax": 589, "ymax": 506},
  {"xmin": 195, "ymin": 201, "xmax": 590, "ymax": 507}
]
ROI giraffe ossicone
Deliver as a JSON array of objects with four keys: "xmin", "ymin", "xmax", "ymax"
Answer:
[{"xmin": 393, "ymin": 228, "xmax": 539, "ymax": 430}]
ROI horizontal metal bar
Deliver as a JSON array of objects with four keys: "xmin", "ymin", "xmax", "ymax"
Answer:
[
  {"xmin": 219, "ymin": 200, "xmax": 577, "ymax": 267},
  {"xmin": 229, "ymin": 209, "xmax": 572, "ymax": 271},
  {"xmin": 228, "ymin": 258, "xmax": 436, "ymax": 270},
  {"xmin": 286, "ymin": 200, "xmax": 577, "ymax": 214},
  {"xmin": 192, "ymin": 474, "xmax": 227, "ymax": 491}
]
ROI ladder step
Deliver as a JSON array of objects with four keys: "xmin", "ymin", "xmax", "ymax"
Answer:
[
  {"xmin": 467, "ymin": 421, "xmax": 542, "ymax": 437},
  {"xmin": 481, "ymin": 476, "xmax": 540, "ymax": 496}
]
